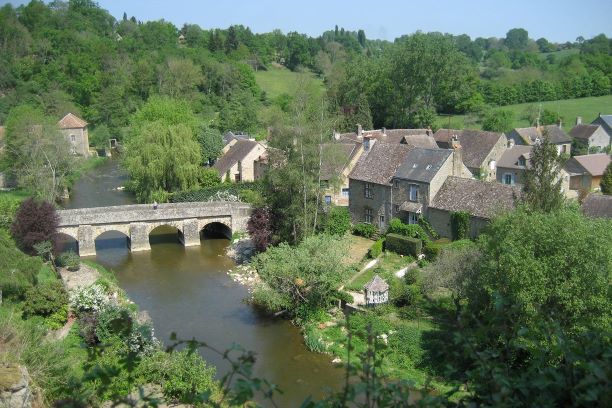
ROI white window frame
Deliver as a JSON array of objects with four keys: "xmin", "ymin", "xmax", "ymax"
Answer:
[
  {"xmin": 408, "ymin": 212, "xmax": 418, "ymax": 225},
  {"xmin": 409, "ymin": 184, "xmax": 419, "ymax": 202},
  {"xmin": 365, "ymin": 208, "xmax": 373, "ymax": 223},
  {"xmin": 364, "ymin": 182, "xmax": 372, "ymax": 199},
  {"xmin": 341, "ymin": 188, "xmax": 349, "ymax": 198}
]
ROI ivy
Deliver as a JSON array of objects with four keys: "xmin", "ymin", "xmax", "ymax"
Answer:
[{"xmin": 450, "ymin": 211, "xmax": 470, "ymax": 240}]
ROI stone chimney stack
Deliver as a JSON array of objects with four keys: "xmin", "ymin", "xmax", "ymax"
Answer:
[
  {"xmin": 357, "ymin": 124, "xmax": 363, "ymax": 137},
  {"xmin": 508, "ymin": 138, "xmax": 515, "ymax": 148},
  {"xmin": 576, "ymin": 116, "xmax": 582, "ymax": 125},
  {"xmin": 451, "ymin": 135, "xmax": 463, "ymax": 176}
]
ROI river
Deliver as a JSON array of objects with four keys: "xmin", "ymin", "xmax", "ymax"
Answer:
[{"xmin": 63, "ymin": 158, "xmax": 344, "ymax": 406}]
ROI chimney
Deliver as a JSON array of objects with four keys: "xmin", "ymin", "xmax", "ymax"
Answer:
[
  {"xmin": 451, "ymin": 135, "xmax": 463, "ymax": 176},
  {"xmin": 576, "ymin": 116, "xmax": 582, "ymax": 125},
  {"xmin": 381, "ymin": 127, "xmax": 386, "ymax": 135},
  {"xmin": 508, "ymin": 138, "xmax": 515, "ymax": 148},
  {"xmin": 357, "ymin": 124, "xmax": 363, "ymax": 137},
  {"xmin": 426, "ymin": 126, "xmax": 432, "ymax": 136}
]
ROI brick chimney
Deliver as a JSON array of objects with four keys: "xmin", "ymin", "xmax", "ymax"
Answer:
[
  {"xmin": 576, "ymin": 116, "xmax": 582, "ymax": 125},
  {"xmin": 451, "ymin": 135, "xmax": 463, "ymax": 176}
]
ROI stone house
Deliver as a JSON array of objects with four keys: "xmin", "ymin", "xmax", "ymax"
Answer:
[
  {"xmin": 581, "ymin": 194, "xmax": 612, "ymax": 219},
  {"xmin": 564, "ymin": 153, "xmax": 611, "ymax": 193},
  {"xmin": 569, "ymin": 119, "xmax": 610, "ymax": 153},
  {"xmin": 591, "ymin": 114, "xmax": 612, "ymax": 140},
  {"xmin": 213, "ymin": 139, "xmax": 266, "ymax": 182},
  {"xmin": 364, "ymin": 275, "xmax": 389, "ymax": 306},
  {"xmin": 336, "ymin": 125, "xmax": 438, "ymax": 152},
  {"xmin": 58, "ymin": 113, "xmax": 90, "ymax": 157},
  {"xmin": 320, "ymin": 142, "xmax": 364, "ymax": 206},
  {"xmin": 507, "ymin": 125, "xmax": 572, "ymax": 155},
  {"xmin": 348, "ymin": 142, "xmax": 470, "ymax": 231},
  {"xmin": 428, "ymin": 177, "xmax": 522, "ymax": 239},
  {"xmin": 223, "ymin": 131, "xmax": 252, "ymax": 147},
  {"xmin": 433, "ymin": 128, "xmax": 507, "ymax": 180}
]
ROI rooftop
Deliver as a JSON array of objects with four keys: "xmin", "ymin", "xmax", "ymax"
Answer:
[
  {"xmin": 213, "ymin": 139, "xmax": 261, "ymax": 175},
  {"xmin": 430, "ymin": 176, "xmax": 522, "ymax": 219},
  {"xmin": 582, "ymin": 194, "xmax": 612, "ymax": 219},
  {"xmin": 364, "ymin": 274, "xmax": 389, "ymax": 292},
  {"xmin": 339, "ymin": 128, "xmax": 436, "ymax": 147},
  {"xmin": 513, "ymin": 125, "xmax": 571, "ymax": 145},
  {"xmin": 58, "ymin": 113, "xmax": 87, "ymax": 129},
  {"xmin": 565, "ymin": 154, "xmax": 611, "ymax": 177},
  {"xmin": 569, "ymin": 124, "xmax": 601, "ymax": 141},
  {"xmin": 320, "ymin": 142, "xmax": 361, "ymax": 181},
  {"xmin": 433, "ymin": 128, "xmax": 505, "ymax": 169},
  {"xmin": 394, "ymin": 148, "xmax": 452, "ymax": 183},
  {"xmin": 497, "ymin": 145, "xmax": 533, "ymax": 169},
  {"xmin": 349, "ymin": 143, "xmax": 413, "ymax": 186}
]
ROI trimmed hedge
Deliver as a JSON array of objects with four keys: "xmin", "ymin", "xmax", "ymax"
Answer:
[
  {"xmin": 385, "ymin": 233, "xmax": 422, "ymax": 257},
  {"xmin": 387, "ymin": 218, "xmax": 430, "ymax": 244},
  {"xmin": 171, "ymin": 181, "xmax": 264, "ymax": 203},
  {"xmin": 353, "ymin": 223, "xmax": 378, "ymax": 239},
  {"xmin": 369, "ymin": 238, "xmax": 384, "ymax": 258}
]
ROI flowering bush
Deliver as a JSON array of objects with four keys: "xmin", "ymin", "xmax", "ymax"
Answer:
[
  {"xmin": 69, "ymin": 284, "xmax": 108, "ymax": 314},
  {"xmin": 207, "ymin": 190, "xmax": 239, "ymax": 202}
]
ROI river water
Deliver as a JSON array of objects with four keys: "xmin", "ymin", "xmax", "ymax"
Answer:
[{"xmin": 63, "ymin": 158, "xmax": 344, "ymax": 406}]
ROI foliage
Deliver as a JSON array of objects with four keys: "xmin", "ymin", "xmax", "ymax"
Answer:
[
  {"xmin": 238, "ymin": 188, "xmax": 264, "ymax": 206},
  {"xmin": 449, "ymin": 211, "xmax": 470, "ymax": 240},
  {"xmin": 387, "ymin": 218, "xmax": 431, "ymax": 244},
  {"xmin": 320, "ymin": 206, "xmax": 351, "ymax": 236},
  {"xmin": 246, "ymin": 207, "xmax": 273, "ymax": 252},
  {"xmin": 196, "ymin": 125, "xmax": 223, "ymax": 165},
  {"xmin": 69, "ymin": 283, "xmax": 109, "ymax": 315},
  {"xmin": 89, "ymin": 124, "xmax": 112, "ymax": 149},
  {"xmin": 171, "ymin": 181, "xmax": 264, "ymax": 202},
  {"xmin": 56, "ymin": 250, "xmax": 80, "ymax": 271},
  {"xmin": 22, "ymin": 280, "xmax": 68, "ymax": 319},
  {"xmin": 0, "ymin": 192, "xmax": 25, "ymax": 230},
  {"xmin": 480, "ymin": 108, "xmax": 514, "ymax": 132},
  {"xmin": 418, "ymin": 216, "xmax": 439, "ymax": 240},
  {"xmin": 523, "ymin": 138, "xmax": 565, "ymax": 212},
  {"xmin": 353, "ymin": 222, "xmax": 377, "ymax": 239},
  {"xmin": 0, "ymin": 229, "xmax": 40, "ymax": 300},
  {"xmin": 385, "ymin": 233, "xmax": 422, "ymax": 257},
  {"xmin": 369, "ymin": 238, "xmax": 384, "ymax": 258},
  {"xmin": 601, "ymin": 161, "xmax": 612, "ymax": 194},
  {"xmin": 252, "ymin": 235, "xmax": 348, "ymax": 316},
  {"xmin": 10, "ymin": 198, "xmax": 59, "ymax": 255}
]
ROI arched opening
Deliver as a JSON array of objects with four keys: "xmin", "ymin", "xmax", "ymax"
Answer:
[
  {"xmin": 54, "ymin": 232, "xmax": 78, "ymax": 255},
  {"xmin": 149, "ymin": 225, "xmax": 182, "ymax": 246},
  {"xmin": 200, "ymin": 222, "xmax": 232, "ymax": 240},
  {"xmin": 95, "ymin": 230, "xmax": 130, "ymax": 252}
]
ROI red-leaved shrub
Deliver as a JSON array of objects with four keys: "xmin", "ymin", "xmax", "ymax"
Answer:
[
  {"xmin": 247, "ymin": 207, "xmax": 272, "ymax": 252},
  {"xmin": 10, "ymin": 198, "xmax": 59, "ymax": 254}
]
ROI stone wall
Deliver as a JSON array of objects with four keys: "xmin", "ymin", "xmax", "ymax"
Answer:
[
  {"xmin": 0, "ymin": 364, "xmax": 33, "ymax": 408},
  {"xmin": 348, "ymin": 179, "xmax": 391, "ymax": 230},
  {"xmin": 482, "ymin": 134, "xmax": 509, "ymax": 181},
  {"xmin": 61, "ymin": 127, "xmax": 90, "ymax": 157},
  {"xmin": 427, "ymin": 208, "xmax": 490, "ymax": 239}
]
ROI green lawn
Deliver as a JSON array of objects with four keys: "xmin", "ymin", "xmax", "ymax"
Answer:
[
  {"xmin": 255, "ymin": 65, "xmax": 324, "ymax": 100},
  {"xmin": 346, "ymin": 251, "xmax": 414, "ymax": 292},
  {"xmin": 436, "ymin": 94, "xmax": 612, "ymax": 132}
]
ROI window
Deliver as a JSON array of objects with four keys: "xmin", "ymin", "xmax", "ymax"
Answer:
[
  {"xmin": 503, "ymin": 173, "xmax": 514, "ymax": 185},
  {"xmin": 518, "ymin": 157, "xmax": 526, "ymax": 166},
  {"xmin": 70, "ymin": 134, "xmax": 76, "ymax": 143},
  {"xmin": 341, "ymin": 188, "xmax": 349, "ymax": 198},
  {"xmin": 364, "ymin": 208, "xmax": 372, "ymax": 223},
  {"xmin": 234, "ymin": 173, "xmax": 241, "ymax": 182},
  {"xmin": 409, "ymin": 184, "xmax": 419, "ymax": 201},
  {"xmin": 364, "ymin": 182, "xmax": 372, "ymax": 199},
  {"xmin": 408, "ymin": 212, "xmax": 418, "ymax": 225},
  {"xmin": 379, "ymin": 215, "xmax": 385, "ymax": 225},
  {"xmin": 324, "ymin": 195, "xmax": 332, "ymax": 205}
]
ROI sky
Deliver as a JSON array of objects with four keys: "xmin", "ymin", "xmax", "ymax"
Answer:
[{"xmin": 3, "ymin": 0, "xmax": 612, "ymax": 43}]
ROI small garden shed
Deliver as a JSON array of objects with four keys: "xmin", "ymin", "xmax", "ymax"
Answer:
[{"xmin": 364, "ymin": 274, "xmax": 389, "ymax": 306}]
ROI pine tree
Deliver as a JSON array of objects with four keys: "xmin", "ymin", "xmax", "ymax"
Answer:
[
  {"xmin": 601, "ymin": 161, "xmax": 612, "ymax": 195},
  {"xmin": 523, "ymin": 138, "xmax": 565, "ymax": 212}
]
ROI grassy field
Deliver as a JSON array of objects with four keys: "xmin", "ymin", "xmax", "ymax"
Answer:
[
  {"xmin": 255, "ymin": 65, "xmax": 324, "ymax": 99},
  {"xmin": 435, "ymin": 94, "xmax": 612, "ymax": 132}
]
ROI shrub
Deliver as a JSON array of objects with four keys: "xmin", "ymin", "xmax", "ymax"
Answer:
[
  {"xmin": 45, "ymin": 304, "xmax": 69, "ymax": 330},
  {"xmin": 23, "ymin": 280, "xmax": 68, "ymax": 319},
  {"xmin": 10, "ymin": 198, "xmax": 59, "ymax": 254},
  {"xmin": 387, "ymin": 218, "xmax": 430, "ymax": 244},
  {"xmin": 322, "ymin": 206, "xmax": 351, "ymax": 236},
  {"xmin": 369, "ymin": 238, "xmax": 384, "ymax": 258},
  {"xmin": 450, "ymin": 211, "xmax": 470, "ymax": 240},
  {"xmin": 78, "ymin": 312, "xmax": 99, "ymax": 346},
  {"xmin": 247, "ymin": 207, "xmax": 273, "ymax": 252},
  {"xmin": 385, "ymin": 233, "xmax": 422, "ymax": 257},
  {"xmin": 423, "ymin": 241, "xmax": 442, "ymax": 261},
  {"xmin": 56, "ymin": 251, "xmax": 81, "ymax": 271},
  {"xmin": 69, "ymin": 284, "xmax": 108, "ymax": 314},
  {"xmin": 0, "ymin": 194, "xmax": 22, "ymax": 230},
  {"xmin": 95, "ymin": 305, "xmax": 133, "ymax": 343},
  {"xmin": 418, "ymin": 216, "xmax": 439, "ymax": 239},
  {"xmin": 239, "ymin": 189, "xmax": 265, "ymax": 206},
  {"xmin": 353, "ymin": 223, "xmax": 377, "ymax": 239},
  {"xmin": 0, "ymin": 230, "xmax": 40, "ymax": 300}
]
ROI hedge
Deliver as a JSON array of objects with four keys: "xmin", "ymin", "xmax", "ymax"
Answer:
[
  {"xmin": 385, "ymin": 233, "xmax": 422, "ymax": 257},
  {"xmin": 353, "ymin": 223, "xmax": 378, "ymax": 239},
  {"xmin": 369, "ymin": 238, "xmax": 384, "ymax": 258},
  {"xmin": 171, "ymin": 181, "xmax": 264, "ymax": 203}
]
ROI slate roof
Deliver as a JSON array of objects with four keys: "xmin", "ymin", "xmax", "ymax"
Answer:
[
  {"xmin": 364, "ymin": 275, "xmax": 389, "ymax": 292},
  {"xmin": 58, "ymin": 113, "xmax": 87, "ymax": 129},
  {"xmin": 339, "ymin": 128, "xmax": 436, "ymax": 147},
  {"xmin": 430, "ymin": 176, "xmax": 522, "ymax": 219},
  {"xmin": 566, "ymin": 154, "xmax": 611, "ymax": 177},
  {"xmin": 513, "ymin": 125, "xmax": 571, "ymax": 145},
  {"xmin": 320, "ymin": 142, "xmax": 361, "ymax": 181},
  {"xmin": 223, "ymin": 131, "xmax": 251, "ymax": 145},
  {"xmin": 582, "ymin": 194, "xmax": 612, "ymax": 218},
  {"xmin": 497, "ymin": 145, "xmax": 533, "ymax": 169},
  {"xmin": 349, "ymin": 143, "xmax": 413, "ymax": 185},
  {"xmin": 394, "ymin": 148, "xmax": 452, "ymax": 183},
  {"xmin": 591, "ymin": 114, "xmax": 612, "ymax": 134},
  {"xmin": 569, "ymin": 124, "xmax": 600, "ymax": 141},
  {"xmin": 213, "ymin": 139, "xmax": 260, "ymax": 175},
  {"xmin": 433, "ymin": 129, "xmax": 504, "ymax": 169}
]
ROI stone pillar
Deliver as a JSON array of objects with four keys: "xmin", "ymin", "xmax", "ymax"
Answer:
[
  {"xmin": 77, "ymin": 225, "xmax": 95, "ymax": 257},
  {"xmin": 181, "ymin": 219, "xmax": 200, "ymax": 247},
  {"xmin": 130, "ymin": 223, "xmax": 151, "ymax": 252}
]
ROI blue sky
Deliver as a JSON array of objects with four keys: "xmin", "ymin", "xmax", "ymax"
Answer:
[{"xmin": 3, "ymin": 0, "xmax": 612, "ymax": 42}]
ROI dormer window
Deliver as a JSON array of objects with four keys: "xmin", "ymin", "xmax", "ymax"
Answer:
[
  {"xmin": 518, "ymin": 157, "xmax": 526, "ymax": 166},
  {"xmin": 425, "ymin": 164, "xmax": 432, "ymax": 170}
]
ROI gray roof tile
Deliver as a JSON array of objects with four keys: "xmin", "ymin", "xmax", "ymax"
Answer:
[{"xmin": 433, "ymin": 129, "xmax": 504, "ymax": 169}]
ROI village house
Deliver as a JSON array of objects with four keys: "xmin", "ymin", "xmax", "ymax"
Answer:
[
  {"xmin": 581, "ymin": 194, "xmax": 612, "ymax": 219},
  {"xmin": 570, "ymin": 117, "xmax": 610, "ymax": 153},
  {"xmin": 433, "ymin": 128, "xmax": 507, "ymax": 180},
  {"xmin": 223, "ymin": 131, "xmax": 253, "ymax": 147},
  {"xmin": 213, "ymin": 139, "xmax": 266, "ymax": 182},
  {"xmin": 591, "ymin": 114, "xmax": 612, "ymax": 140},
  {"xmin": 58, "ymin": 113, "xmax": 90, "ymax": 157},
  {"xmin": 507, "ymin": 124, "xmax": 572, "ymax": 155},
  {"xmin": 564, "ymin": 153, "xmax": 611, "ymax": 193},
  {"xmin": 336, "ymin": 125, "xmax": 438, "ymax": 152},
  {"xmin": 428, "ymin": 177, "xmax": 522, "ymax": 239},
  {"xmin": 320, "ymin": 142, "xmax": 364, "ymax": 206},
  {"xmin": 348, "ymin": 141, "xmax": 470, "ymax": 231}
]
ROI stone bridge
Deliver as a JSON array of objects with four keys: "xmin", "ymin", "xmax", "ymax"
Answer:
[{"xmin": 57, "ymin": 201, "xmax": 251, "ymax": 256}]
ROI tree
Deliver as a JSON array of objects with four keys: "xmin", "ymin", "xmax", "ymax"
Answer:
[
  {"xmin": 10, "ymin": 198, "xmax": 59, "ymax": 255},
  {"xmin": 196, "ymin": 125, "xmax": 223, "ymax": 165},
  {"xmin": 601, "ymin": 162, "xmax": 612, "ymax": 194},
  {"xmin": 89, "ymin": 124, "xmax": 111, "ymax": 149},
  {"xmin": 523, "ymin": 138, "xmax": 565, "ymax": 212},
  {"xmin": 3, "ymin": 105, "xmax": 73, "ymax": 202},
  {"xmin": 157, "ymin": 57, "xmax": 203, "ymax": 100},
  {"xmin": 247, "ymin": 207, "xmax": 273, "ymax": 252},
  {"xmin": 505, "ymin": 28, "xmax": 529, "ymax": 50},
  {"xmin": 357, "ymin": 29, "xmax": 366, "ymax": 48},
  {"xmin": 480, "ymin": 108, "xmax": 513, "ymax": 132}
]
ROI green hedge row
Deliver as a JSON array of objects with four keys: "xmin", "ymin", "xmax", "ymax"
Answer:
[
  {"xmin": 171, "ymin": 181, "xmax": 264, "ymax": 202},
  {"xmin": 385, "ymin": 233, "xmax": 422, "ymax": 257}
]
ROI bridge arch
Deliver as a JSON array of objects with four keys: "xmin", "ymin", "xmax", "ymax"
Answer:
[
  {"xmin": 55, "ymin": 232, "xmax": 79, "ymax": 254},
  {"xmin": 149, "ymin": 224, "xmax": 183, "ymax": 246},
  {"xmin": 201, "ymin": 221, "xmax": 232, "ymax": 240},
  {"xmin": 94, "ymin": 230, "xmax": 130, "ymax": 252}
]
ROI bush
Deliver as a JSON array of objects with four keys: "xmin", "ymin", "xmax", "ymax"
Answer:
[
  {"xmin": 418, "ymin": 216, "xmax": 439, "ymax": 239},
  {"xmin": 45, "ymin": 304, "xmax": 69, "ymax": 330},
  {"xmin": 0, "ymin": 230, "xmax": 40, "ymax": 300},
  {"xmin": 369, "ymin": 238, "xmax": 384, "ymax": 258},
  {"xmin": 95, "ymin": 305, "xmax": 133, "ymax": 343},
  {"xmin": 450, "ymin": 211, "xmax": 470, "ymax": 240},
  {"xmin": 10, "ymin": 198, "xmax": 59, "ymax": 254},
  {"xmin": 353, "ymin": 223, "xmax": 377, "ymax": 239},
  {"xmin": 385, "ymin": 233, "xmax": 422, "ymax": 257},
  {"xmin": 387, "ymin": 218, "xmax": 430, "ymax": 244},
  {"xmin": 423, "ymin": 241, "xmax": 442, "ymax": 261},
  {"xmin": 239, "ymin": 189, "xmax": 265, "ymax": 206},
  {"xmin": 78, "ymin": 312, "xmax": 99, "ymax": 346},
  {"xmin": 0, "ymin": 193, "xmax": 23, "ymax": 230},
  {"xmin": 171, "ymin": 181, "xmax": 264, "ymax": 203},
  {"xmin": 23, "ymin": 280, "xmax": 68, "ymax": 319},
  {"xmin": 56, "ymin": 251, "xmax": 81, "ymax": 271},
  {"xmin": 69, "ymin": 284, "xmax": 108, "ymax": 315},
  {"xmin": 322, "ymin": 206, "xmax": 351, "ymax": 236},
  {"xmin": 247, "ymin": 207, "xmax": 273, "ymax": 252}
]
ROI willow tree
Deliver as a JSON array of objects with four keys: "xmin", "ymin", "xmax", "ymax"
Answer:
[{"xmin": 123, "ymin": 97, "xmax": 203, "ymax": 202}]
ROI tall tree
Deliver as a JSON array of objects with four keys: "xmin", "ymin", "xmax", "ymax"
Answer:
[
  {"xmin": 601, "ymin": 161, "xmax": 612, "ymax": 194},
  {"xmin": 504, "ymin": 28, "xmax": 529, "ymax": 50},
  {"xmin": 523, "ymin": 138, "xmax": 565, "ymax": 212}
]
